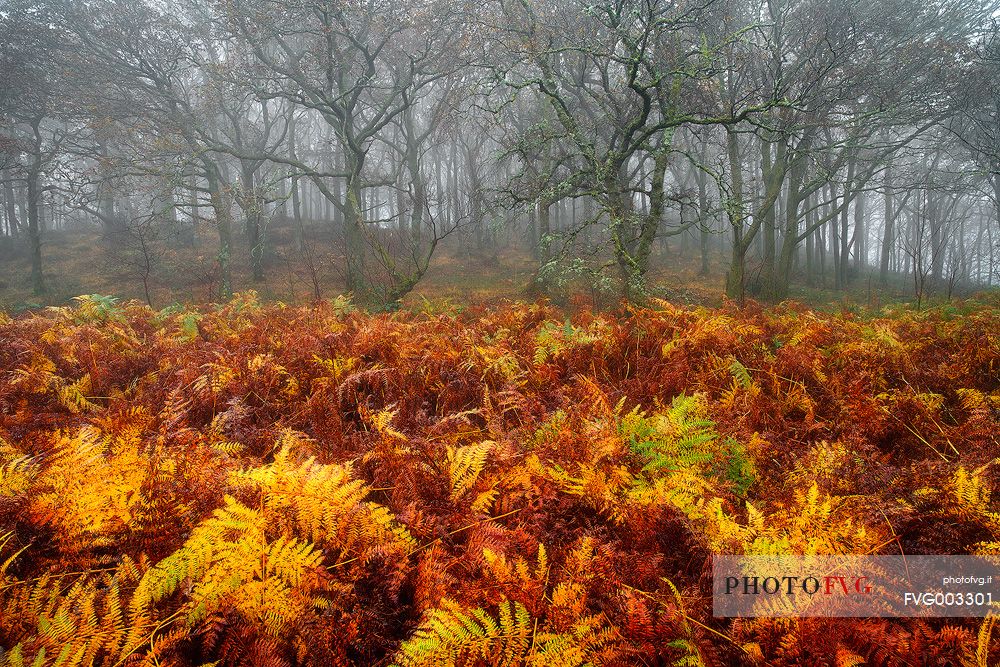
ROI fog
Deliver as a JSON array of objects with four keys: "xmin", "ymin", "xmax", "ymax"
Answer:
[{"xmin": 1, "ymin": 0, "xmax": 998, "ymax": 308}]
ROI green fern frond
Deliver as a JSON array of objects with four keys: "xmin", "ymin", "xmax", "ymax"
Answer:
[
  {"xmin": 395, "ymin": 596, "xmax": 621, "ymax": 667},
  {"xmin": 57, "ymin": 374, "xmax": 101, "ymax": 414},
  {"xmin": 533, "ymin": 319, "xmax": 604, "ymax": 365},
  {"xmin": 622, "ymin": 394, "xmax": 716, "ymax": 475},
  {"xmin": 729, "ymin": 358, "xmax": 753, "ymax": 389},
  {"xmin": 394, "ymin": 599, "xmax": 532, "ymax": 666},
  {"xmin": 71, "ymin": 294, "xmax": 124, "ymax": 324}
]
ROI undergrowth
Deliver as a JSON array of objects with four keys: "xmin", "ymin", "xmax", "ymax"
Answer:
[{"xmin": 0, "ymin": 292, "xmax": 998, "ymax": 665}]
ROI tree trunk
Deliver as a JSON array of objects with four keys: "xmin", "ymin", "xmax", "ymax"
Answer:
[
  {"xmin": 285, "ymin": 176, "xmax": 300, "ymax": 256},
  {"xmin": 343, "ymin": 156, "xmax": 367, "ymax": 295},
  {"xmin": 536, "ymin": 198, "xmax": 551, "ymax": 261},
  {"xmin": 929, "ymin": 191, "xmax": 944, "ymax": 285},
  {"xmin": 829, "ymin": 182, "xmax": 841, "ymax": 289},
  {"xmin": 448, "ymin": 140, "xmax": 459, "ymax": 228},
  {"xmin": 403, "ymin": 106, "xmax": 426, "ymax": 245},
  {"xmin": 837, "ymin": 159, "xmax": 855, "ymax": 289},
  {"xmin": 766, "ymin": 132, "xmax": 812, "ymax": 302},
  {"xmin": 27, "ymin": 119, "xmax": 45, "ymax": 295},
  {"xmin": 2, "ymin": 170, "xmax": 19, "ymax": 237},
  {"xmin": 27, "ymin": 168, "xmax": 44, "ymax": 295},
  {"xmin": 96, "ymin": 139, "xmax": 122, "ymax": 238},
  {"xmin": 238, "ymin": 163, "xmax": 265, "ymax": 282},
  {"xmin": 759, "ymin": 137, "xmax": 777, "ymax": 292},
  {"xmin": 879, "ymin": 166, "xmax": 894, "ymax": 287},
  {"xmin": 805, "ymin": 222, "xmax": 815, "ymax": 286},
  {"xmin": 614, "ymin": 149, "xmax": 668, "ymax": 300},
  {"xmin": 854, "ymin": 190, "xmax": 866, "ymax": 274},
  {"xmin": 697, "ymin": 167, "xmax": 710, "ymax": 276},
  {"xmin": 207, "ymin": 170, "xmax": 234, "ymax": 300},
  {"xmin": 724, "ymin": 127, "xmax": 749, "ymax": 301}
]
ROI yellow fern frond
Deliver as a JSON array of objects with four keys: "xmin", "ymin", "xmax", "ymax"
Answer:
[
  {"xmin": 28, "ymin": 427, "xmax": 163, "ymax": 563},
  {"xmin": 10, "ymin": 354, "xmax": 57, "ymax": 394},
  {"xmin": 233, "ymin": 442, "xmax": 415, "ymax": 554},
  {"xmin": 57, "ymin": 373, "xmax": 101, "ymax": 413},
  {"xmin": 136, "ymin": 496, "xmax": 323, "ymax": 635},
  {"xmin": 950, "ymin": 461, "xmax": 1000, "ymax": 525},
  {"xmin": 0, "ymin": 456, "xmax": 37, "ymax": 497},
  {"xmin": 447, "ymin": 441, "xmax": 493, "ymax": 501},
  {"xmin": 976, "ymin": 615, "xmax": 996, "ymax": 667},
  {"xmin": 312, "ymin": 354, "xmax": 358, "ymax": 381},
  {"xmin": 366, "ymin": 407, "xmax": 407, "ymax": 442}
]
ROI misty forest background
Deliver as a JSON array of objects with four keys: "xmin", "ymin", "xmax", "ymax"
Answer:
[{"xmin": 1, "ymin": 0, "xmax": 1000, "ymax": 310}]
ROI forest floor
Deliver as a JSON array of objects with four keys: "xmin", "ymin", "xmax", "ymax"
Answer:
[
  {"xmin": 0, "ymin": 218, "xmax": 944, "ymax": 313},
  {"xmin": 0, "ymin": 290, "xmax": 998, "ymax": 665}
]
